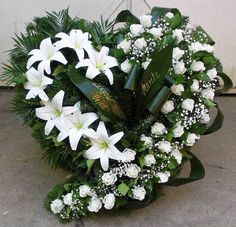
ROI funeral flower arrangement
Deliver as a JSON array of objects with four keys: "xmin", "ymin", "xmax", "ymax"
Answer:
[{"xmin": 2, "ymin": 7, "xmax": 232, "ymax": 223}]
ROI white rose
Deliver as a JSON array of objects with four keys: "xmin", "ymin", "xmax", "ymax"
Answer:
[
  {"xmin": 130, "ymin": 24, "xmax": 144, "ymax": 36},
  {"xmin": 134, "ymin": 37, "xmax": 147, "ymax": 50},
  {"xmin": 132, "ymin": 186, "xmax": 146, "ymax": 201},
  {"xmin": 139, "ymin": 15, "xmax": 152, "ymax": 28},
  {"xmin": 157, "ymin": 141, "xmax": 172, "ymax": 153},
  {"xmin": 172, "ymin": 29, "xmax": 184, "ymax": 43},
  {"xmin": 144, "ymin": 154, "xmax": 156, "ymax": 167},
  {"xmin": 149, "ymin": 27, "xmax": 163, "ymax": 39},
  {"xmin": 121, "ymin": 59, "xmax": 133, "ymax": 73},
  {"xmin": 161, "ymin": 100, "xmax": 174, "ymax": 114},
  {"xmin": 202, "ymin": 44, "xmax": 214, "ymax": 53},
  {"xmin": 172, "ymin": 122, "xmax": 184, "ymax": 138},
  {"xmin": 207, "ymin": 68, "xmax": 217, "ymax": 80},
  {"xmin": 186, "ymin": 133, "xmax": 200, "ymax": 146},
  {"xmin": 171, "ymin": 84, "xmax": 184, "ymax": 96},
  {"xmin": 79, "ymin": 185, "xmax": 91, "ymax": 198},
  {"xmin": 142, "ymin": 58, "xmax": 151, "ymax": 70},
  {"xmin": 102, "ymin": 172, "xmax": 117, "ymax": 186},
  {"xmin": 122, "ymin": 148, "xmax": 136, "ymax": 162},
  {"xmin": 151, "ymin": 122, "xmax": 166, "ymax": 136},
  {"xmin": 63, "ymin": 192, "xmax": 73, "ymax": 206},
  {"xmin": 201, "ymin": 88, "xmax": 215, "ymax": 100},
  {"xmin": 117, "ymin": 39, "xmax": 131, "ymax": 53},
  {"xmin": 103, "ymin": 193, "xmax": 116, "ymax": 210},
  {"xmin": 190, "ymin": 79, "xmax": 199, "ymax": 92},
  {"xmin": 50, "ymin": 199, "xmax": 64, "ymax": 214},
  {"xmin": 182, "ymin": 99, "xmax": 195, "ymax": 112},
  {"xmin": 174, "ymin": 61, "xmax": 186, "ymax": 75},
  {"xmin": 87, "ymin": 197, "xmax": 102, "ymax": 212},
  {"xmin": 201, "ymin": 112, "xmax": 210, "ymax": 124},
  {"xmin": 189, "ymin": 42, "xmax": 203, "ymax": 53},
  {"xmin": 191, "ymin": 61, "xmax": 206, "ymax": 72},
  {"xmin": 171, "ymin": 148, "xmax": 182, "ymax": 164},
  {"xmin": 140, "ymin": 134, "xmax": 153, "ymax": 147},
  {"xmin": 173, "ymin": 47, "xmax": 184, "ymax": 60},
  {"xmin": 125, "ymin": 164, "xmax": 141, "ymax": 178},
  {"xmin": 156, "ymin": 171, "xmax": 170, "ymax": 183},
  {"xmin": 165, "ymin": 12, "xmax": 174, "ymax": 19}
]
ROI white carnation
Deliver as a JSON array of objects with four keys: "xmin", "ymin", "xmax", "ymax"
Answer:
[
  {"xmin": 149, "ymin": 27, "xmax": 163, "ymax": 39},
  {"xmin": 87, "ymin": 197, "xmax": 102, "ymax": 212},
  {"xmin": 174, "ymin": 61, "xmax": 186, "ymax": 75},
  {"xmin": 50, "ymin": 199, "xmax": 64, "ymax": 214},
  {"xmin": 201, "ymin": 88, "xmax": 215, "ymax": 100},
  {"xmin": 140, "ymin": 134, "xmax": 153, "ymax": 147},
  {"xmin": 144, "ymin": 154, "xmax": 156, "ymax": 167},
  {"xmin": 172, "ymin": 29, "xmax": 184, "ymax": 43},
  {"xmin": 171, "ymin": 84, "xmax": 184, "ymax": 96},
  {"xmin": 182, "ymin": 99, "xmax": 195, "ymax": 112},
  {"xmin": 161, "ymin": 100, "xmax": 174, "ymax": 114},
  {"xmin": 189, "ymin": 42, "xmax": 214, "ymax": 53},
  {"xmin": 130, "ymin": 24, "xmax": 144, "ymax": 36},
  {"xmin": 207, "ymin": 68, "xmax": 217, "ymax": 80},
  {"xmin": 201, "ymin": 112, "xmax": 210, "ymax": 124},
  {"xmin": 103, "ymin": 193, "xmax": 116, "ymax": 210},
  {"xmin": 125, "ymin": 164, "xmax": 141, "ymax": 178},
  {"xmin": 172, "ymin": 122, "xmax": 184, "ymax": 138},
  {"xmin": 79, "ymin": 185, "xmax": 91, "ymax": 197},
  {"xmin": 139, "ymin": 15, "xmax": 152, "ymax": 28},
  {"xmin": 171, "ymin": 148, "xmax": 182, "ymax": 164},
  {"xmin": 165, "ymin": 12, "xmax": 174, "ymax": 18},
  {"xmin": 191, "ymin": 61, "xmax": 206, "ymax": 72},
  {"xmin": 157, "ymin": 141, "xmax": 172, "ymax": 153},
  {"xmin": 190, "ymin": 79, "xmax": 199, "ymax": 92},
  {"xmin": 102, "ymin": 172, "xmax": 117, "ymax": 186},
  {"xmin": 156, "ymin": 171, "xmax": 170, "ymax": 183},
  {"xmin": 151, "ymin": 122, "xmax": 166, "ymax": 136},
  {"xmin": 117, "ymin": 39, "xmax": 131, "ymax": 54},
  {"xmin": 186, "ymin": 133, "xmax": 200, "ymax": 146},
  {"xmin": 63, "ymin": 192, "xmax": 73, "ymax": 206},
  {"xmin": 173, "ymin": 47, "xmax": 184, "ymax": 60},
  {"xmin": 134, "ymin": 37, "xmax": 147, "ymax": 50},
  {"xmin": 121, "ymin": 59, "xmax": 132, "ymax": 73},
  {"xmin": 142, "ymin": 58, "xmax": 151, "ymax": 70},
  {"xmin": 122, "ymin": 148, "xmax": 136, "ymax": 162},
  {"xmin": 132, "ymin": 186, "xmax": 146, "ymax": 201}
]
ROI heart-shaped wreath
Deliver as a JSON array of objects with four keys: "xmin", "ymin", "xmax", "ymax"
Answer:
[{"xmin": 3, "ymin": 6, "xmax": 232, "ymax": 223}]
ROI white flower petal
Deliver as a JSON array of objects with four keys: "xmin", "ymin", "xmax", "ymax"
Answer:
[
  {"xmin": 100, "ymin": 154, "xmax": 109, "ymax": 171},
  {"xmin": 84, "ymin": 145, "xmax": 101, "ymax": 159},
  {"xmin": 45, "ymin": 120, "xmax": 55, "ymax": 135},
  {"xmin": 69, "ymin": 129, "xmax": 83, "ymax": 150},
  {"xmin": 109, "ymin": 132, "xmax": 124, "ymax": 145}
]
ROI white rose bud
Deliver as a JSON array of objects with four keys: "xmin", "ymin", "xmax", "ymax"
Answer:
[
  {"xmin": 132, "ymin": 186, "xmax": 146, "ymax": 201},
  {"xmin": 134, "ymin": 37, "xmax": 147, "ymax": 50},
  {"xmin": 130, "ymin": 24, "xmax": 144, "ymax": 36},
  {"xmin": 122, "ymin": 148, "xmax": 136, "ymax": 162},
  {"xmin": 182, "ymin": 99, "xmax": 195, "ymax": 112},
  {"xmin": 161, "ymin": 100, "xmax": 174, "ymax": 114},
  {"xmin": 117, "ymin": 39, "xmax": 131, "ymax": 53},
  {"xmin": 171, "ymin": 148, "xmax": 182, "ymax": 164},
  {"xmin": 165, "ymin": 12, "xmax": 174, "ymax": 18},
  {"xmin": 144, "ymin": 154, "xmax": 156, "ymax": 167},
  {"xmin": 63, "ymin": 192, "xmax": 73, "ymax": 206},
  {"xmin": 201, "ymin": 88, "xmax": 215, "ymax": 101},
  {"xmin": 103, "ymin": 193, "xmax": 116, "ymax": 210},
  {"xmin": 191, "ymin": 61, "xmax": 206, "ymax": 72},
  {"xmin": 172, "ymin": 122, "xmax": 184, "ymax": 138},
  {"xmin": 173, "ymin": 47, "xmax": 184, "ymax": 60},
  {"xmin": 139, "ymin": 15, "xmax": 152, "ymax": 28},
  {"xmin": 190, "ymin": 79, "xmax": 199, "ymax": 92},
  {"xmin": 151, "ymin": 122, "xmax": 166, "ymax": 136},
  {"xmin": 79, "ymin": 185, "xmax": 91, "ymax": 198},
  {"xmin": 171, "ymin": 84, "xmax": 184, "ymax": 96},
  {"xmin": 207, "ymin": 68, "xmax": 217, "ymax": 80},
  {"xmin": 140, "ymin": 134, "xmax": 154, "ymax": 147},
  {"xmin": 87, "ymin": 197, "xmax": 102, "ymax": 212},
  {"xmin": 156, "ymin": 171, "xmax": 170, "ymax": 183},
  {"xmin": 102, "ymin": 172, "xmax": 117, "ymax": 186},
  {"xmin": 174, "ymin": 61, "xmax": 186, "ymax": 75},
  {"xmin": 149, "ymin": 27, "xmax": 163, "ymax": 39},
  {"xmin": 157, "ymin": 141, "xmax": 172, "ymax": 153},
  {"xmin": 142, "ymin": 58, "xmax": 151, "ymax": 70},
  {"xmin": 50, "ymin": 199, "xmax": 64, "ymax": 214},
  {"xmin": 201, "ymin": 112, "xmax": 210, "ymax": 124},
  {"xmin": 121, "ymin": 59, "xmax": 133, "ymax": 73},
  {"xmin": 186, "ymin": 133, "xmax": 200, "ymax": 146},
  {"xmin": 125, "ymin": 164, "xmax": 141, "ymax": 178},
  {"xmin": 172, "ymin": 29, "xmax": 184, "ymax": 43}
]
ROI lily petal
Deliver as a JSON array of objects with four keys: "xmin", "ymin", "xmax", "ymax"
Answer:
[
  {"xmin": 45, "ymin": 120, "xmax": 55, "ymax": 135},
  {"xmin": 84, "ymin": 145, "xmax": 101, "ymax": 159},
  {"xmin": 100, "ymin": 154, "xmax": 109, "ymax": 171},
  {"xmin": 69, "ymin": 128, "xmax": 83, "ymax": 150},
  {"xmin": 109, "ymin": 132, "xmax": 124, "ymax": 145}
]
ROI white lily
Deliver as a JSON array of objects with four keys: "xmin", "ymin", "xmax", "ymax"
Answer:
[
  {"xmin": 27, "ymin": 37, "xmax": 68, "ymax": 74},
  {"xmin": 57, "ymin": 109, "xmax": 98, "ymax": 151},
  {"xmin": 56, "ymin": 29, "xmax": 92, "ymax": 61},
  {"xmin": 35, "ymin": 90, "xmax": 78, "ymax": 135},
  {"xmin": 24, "ymin": 67, "xmax": 53, "ymax": 101},
  {"xmin": 84, "ymin": 121, "xmax": 124, "ymax": 171},
  {"xmin": 76, "ymin": 46, "xmax": 118, "ymax": 85}
]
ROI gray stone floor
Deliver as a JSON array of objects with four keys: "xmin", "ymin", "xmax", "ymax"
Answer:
[{"xmin": 0, "ymin": 90, "xmax": 235, "ymax": 227}]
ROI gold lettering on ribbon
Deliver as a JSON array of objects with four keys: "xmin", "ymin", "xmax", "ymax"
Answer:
[{"xmin": 141, "ymin": 72, "xmax": 160, "ymax": 96}]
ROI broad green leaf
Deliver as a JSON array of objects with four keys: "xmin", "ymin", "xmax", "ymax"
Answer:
[
  {"xmin": 115, "ymin": 10, "xmax": 139, "ymax": 25},
  {"xmin": 118, "ymin": 183, "xmax": 129, "ymax": 196},
  {"xmin": 124, "ymin": 64, "xmax": 142, "ymax": 91},
  {"xmin": 216, "ymin": 72, "xmax": 233, "ymax": 94}
]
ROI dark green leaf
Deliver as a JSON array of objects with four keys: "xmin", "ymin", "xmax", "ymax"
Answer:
[
  {"xmin": 216, "ymin": 72, "xmax": 233, "ymax": 94},
  {"xmin": 118, "ymin": 183, "xmax": 130, "ymax": 196}
]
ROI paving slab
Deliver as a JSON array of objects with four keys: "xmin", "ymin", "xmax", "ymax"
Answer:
[{"xmin": 0, "ymin": 91, "xmax": 235, "ymax": 227}]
